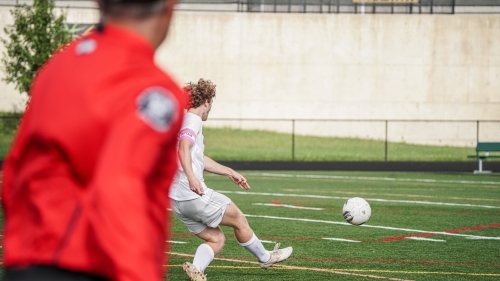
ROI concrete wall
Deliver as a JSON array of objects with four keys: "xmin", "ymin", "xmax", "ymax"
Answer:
[
  {"xmin": 160, "ymin": 12, "xmax": 500, "ymax": 146},
  {"xmin": 0, "ymin": 8, "xmax": 29, "ymax": 112},
  {"xmin": 159, "ymin": 12, "xmax": 500, "ymax": 121},
  {"xmin": 0, "ymin": 7, "xmax": 499, "ymax": 144}
]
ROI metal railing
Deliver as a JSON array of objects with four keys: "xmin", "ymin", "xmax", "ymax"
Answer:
[
  {"xmin": 0, "ymin": 116, "xmax": 498, "ymax": 161},
  {"xmin": 239, "ymin": 0, "xmax": 500, "ymax": 14},
  {"xmin": 1, "ymin": 0, "xmax": 500, "ymax": 13},
  {"xmin": 204, "ymin": 118, "xmax": 500, "ymax": 161}
]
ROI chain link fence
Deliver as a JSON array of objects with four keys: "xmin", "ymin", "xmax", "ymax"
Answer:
[
  {"xmin": 1, "ymin": 0, "xmax": 500, "ymax": 13},
  {"xmin": 0, "ymin": 116, "xmax": 498, "ymax": 161},
  {"xmin": 204, "ymin": 119, "xmax": 500, "ymax": 161}
]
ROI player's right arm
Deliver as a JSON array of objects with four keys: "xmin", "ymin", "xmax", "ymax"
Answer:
[{"xmin": 178, "ymin": 138, "xmax": 204, "ymax": 196}]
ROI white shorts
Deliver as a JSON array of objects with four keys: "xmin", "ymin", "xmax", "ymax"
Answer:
[{"xmin": 171, "ymin": 189, "xmax": 232, "ymax": 234}]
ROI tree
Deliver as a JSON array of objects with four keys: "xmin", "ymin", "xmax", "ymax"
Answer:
[{"xmin": 1, "ymin": 0, "xmax": 72, "ymax": 95}]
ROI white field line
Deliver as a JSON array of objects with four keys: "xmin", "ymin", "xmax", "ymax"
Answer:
[
  {"xmin": 283, "ymin": 188, "xmax": 437, "ymax": 199},
  {"xmin": 404, "ymin": 237, "xmax": 446, "ymax": 242},
  {"xmin": 243, "ymin": 172, "xmax": 500, "ymax": 186},
  {"xmin": 465, "ymin": 236, "xmax": 500, "ymax": 240},
  {"xmin": 283, "ymin": 188, "xmax": 500, "ymax": 203},
  {"xmin": 259, "ymin": 240, "xmax": 276, "ymax": 244},
  {"xmin": 243, "ymin": 214, "xmax": 500, "ymax": 241},
  {"xmin": 253, "ymin": 203, "xmax": 323, "ymax": 210},
  {"xmin": 323, "ymin": 237, "xmax": 361, "ymax": 242},
  {"xmin": 168, "ymin": 252, "xmax": 414, "ymax": 281},
  {"xmin": 218, "ymin": 190, "xmax": 500, "ymax": 209},
  {"xmin": 166, "ymin": 240, "xmax": 188, "ymax": 244}
]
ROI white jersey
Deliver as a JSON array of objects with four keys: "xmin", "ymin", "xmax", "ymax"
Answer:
[{"xmin": 169, "ymin": 112, "xmax": 208, "ymax": 201}]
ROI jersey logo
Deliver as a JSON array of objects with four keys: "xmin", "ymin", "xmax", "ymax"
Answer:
[
  {"xmin": 137, "ymin": 87, "xmax": 178, "ymax": 132},
  {"xmin": 75, "ymin": 39, "xmax": 97, "ymax": 55}
]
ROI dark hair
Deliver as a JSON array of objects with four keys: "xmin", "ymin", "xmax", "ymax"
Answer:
[
  {"xmin": 100, "ymin": 0, "xmax": 167, "ymax": 19},
  {"xmin": 184, "ymin": 79, "xmax": 216, "ymax": 109}
]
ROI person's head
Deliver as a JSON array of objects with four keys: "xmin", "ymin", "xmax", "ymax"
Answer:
[
  {"xmin": 96, "ymin": 0, "xmax": 177, "ymax": 48},
  {"xmin": 184, "ymin": 79, "xmax": 216, "ymax": 121}
]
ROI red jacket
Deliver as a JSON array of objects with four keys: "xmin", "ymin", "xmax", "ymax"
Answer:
[{"xmin": 2, "ymin": 24, "xmax": 186, "ymax": 281}]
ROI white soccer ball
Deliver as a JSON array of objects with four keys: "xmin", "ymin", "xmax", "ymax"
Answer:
[{"xmin": 342, "ymin": 197, "xmax": 371, "ymax": 225}]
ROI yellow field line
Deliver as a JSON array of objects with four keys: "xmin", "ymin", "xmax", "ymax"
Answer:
[
  {"xmin": 332, "ymin": 269, "xmax": 500, "ymax": 277},
  {"xmin": 167, "ymin": 263, "xmax": 500, "ymax": 277},
  {"xmin": 169, "ymin": 252, "xmax": 414, "ymax": 281}
]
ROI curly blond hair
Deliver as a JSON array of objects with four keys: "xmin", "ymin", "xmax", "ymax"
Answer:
[{"xmin": 183, "ymin": 79, "xmax": 217, "ymax": 109}]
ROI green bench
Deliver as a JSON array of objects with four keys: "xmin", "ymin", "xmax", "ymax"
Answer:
[{"xmin": 467, "ymin": 142, "xmax": 500, "ymax": 173}]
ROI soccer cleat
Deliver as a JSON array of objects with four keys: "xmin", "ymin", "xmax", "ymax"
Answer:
[
  {"xmin": 182, "ymin": 262, "xmax": 207, "ymax": 281},
  {"xmin": 259, "ymin": 243, "xmax": 293, "ymax": 269}
]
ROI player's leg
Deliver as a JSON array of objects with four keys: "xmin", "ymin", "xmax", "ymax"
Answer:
[
  {"xmin": 219, "ymin": 201, "xmax": 293, "ymax": 268},
  {"xmin": 172, "ymin": 191, "xmax": 228, "ymax": 278},
  {"xmin": 191, "ymin": 226, "xmax": 225, "ymax": 273},
  {"xmin": 219, "ymin": 203, "xmax": 270, "ymax": 262},
  {"xmin": 181, "ymin": 229, "xmax": 220, "ymax": 280}
]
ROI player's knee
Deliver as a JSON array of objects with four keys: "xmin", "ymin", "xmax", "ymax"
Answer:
[
  {"xmin": 219, "ymin": 236, "xmax": 226, "ymax": 250},
  {"xmin": 221, "ymin": 204, "xmax": 249, "ymax": 229},
  {"xmin": 218, "ymin": 231, "xmax": 226, "ymax": 245},
  {"xmin": 208, "ymin": 229, "xmax": 224, "ymax": 243},
  {"xmin": 235, "ymin": 212, "xmax": 249, "ymax": 228},
  {"xmin": 212, "ymin": 232, "xmax": 226, "ymax": 252}
]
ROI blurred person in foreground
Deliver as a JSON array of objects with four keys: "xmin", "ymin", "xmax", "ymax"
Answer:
[
  {"xmin": 169, "ymin": 79, "xmax": 293, "ymax": 281},
  {"xmin": 1, "ymin": 0, "xmax": 186, "ymax": 280}
]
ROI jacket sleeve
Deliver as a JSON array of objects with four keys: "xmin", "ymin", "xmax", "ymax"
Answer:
[{"xmin": 84, "ymin": 86, "xmax": 184, "ymax": 281}]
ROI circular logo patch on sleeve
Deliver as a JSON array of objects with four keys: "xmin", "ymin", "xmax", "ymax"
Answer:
[{"xmin": 136, "ymin": 87, "xmax": 178, "ymax": 132}]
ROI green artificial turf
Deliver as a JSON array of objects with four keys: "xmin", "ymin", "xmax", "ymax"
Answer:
[
  {"xmin": 168, "ymin": 171, "xmax": 500, "ymax": 281},
  {"xmin": 0, "ymin": 171, "xmax": 498, "ymax": 280},
  {"xmin": 0, "ymin": 114, "xmax": 19, "ymax": 158},
  {"xmin": 203, "ymin": 127, "xmax": 486, "ymax": 162}
]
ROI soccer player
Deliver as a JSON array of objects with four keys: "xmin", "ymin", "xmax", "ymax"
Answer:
[
  {"xmin": 1, "ymin": 1, "xmax": 185, "ymax": 281},
  {"xmin": 170, "ymin": 79, "xmax": 293, "ymax": 281}
]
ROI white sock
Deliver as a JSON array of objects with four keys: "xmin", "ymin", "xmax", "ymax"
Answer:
[
  {"xmin": 192, "ymin": 243, "xmax": 214, "ymax": 273},
  {"xmin": 238, "ymin": 233, "xmax": 270, "ymax": 263}
]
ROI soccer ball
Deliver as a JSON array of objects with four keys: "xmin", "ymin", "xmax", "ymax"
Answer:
[{"xmin": 342, "ymin": 197, "xmax": 371, "ymax": 225}]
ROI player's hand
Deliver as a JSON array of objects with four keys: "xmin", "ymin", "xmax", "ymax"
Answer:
[
  {"xmin": 229, "ymin": 171, "xmax": 250, "ymax": 190},
  {"xmin": 188, "ymin": 177, "xmax": 205, "ymax": 196}
]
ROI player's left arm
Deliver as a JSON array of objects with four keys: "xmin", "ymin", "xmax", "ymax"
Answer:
[{"xmin": 204, "ymin": 156, "xmax": 250, "ymax": 190}]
